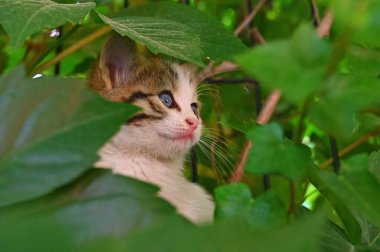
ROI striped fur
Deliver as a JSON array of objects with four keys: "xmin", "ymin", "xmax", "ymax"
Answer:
[{"xmin": 88, "ymin": 34, "xmax": 214, "ymax": 224}]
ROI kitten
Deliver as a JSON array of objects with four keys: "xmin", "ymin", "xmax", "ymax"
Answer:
[{"xmin": 88, "ymin": 34, "xmax": 214, "ymax": 224}]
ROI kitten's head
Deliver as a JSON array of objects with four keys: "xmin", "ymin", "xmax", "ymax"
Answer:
[{"xmin": 89, "ymin": 34, "xmax": 201, "ymax": 160}]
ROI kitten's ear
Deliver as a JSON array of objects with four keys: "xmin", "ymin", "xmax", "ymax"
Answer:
[{"xmin": 89, "ymin": 33, "xmax": 140, "ymax": 98}]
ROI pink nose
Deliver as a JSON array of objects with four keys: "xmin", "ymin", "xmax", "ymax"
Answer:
[{"xmin": 186, "ymin": 118, "xmax": 199, "ymax": 130}]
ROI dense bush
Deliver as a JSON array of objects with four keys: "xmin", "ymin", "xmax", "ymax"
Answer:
[{"xmin": 0, "ymin": 0, "xmax": 379, "ymax": 251}]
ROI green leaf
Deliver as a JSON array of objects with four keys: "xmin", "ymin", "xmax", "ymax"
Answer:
[
  {"xmin": 98, "ymin": 14, "xmax": 204, "ymax": 66},
  {"xmin": 118, "ymin": 3, "xmax": 247, "ymax": 63},
  {"xmin": 346, "ymin": 47, "xmax": 380, "ymax": 77},
  {"xmin": 0, "ymin": 170, "xmax": 186, "ymax": 251},
  {"xmin": 234, "ymin": 24, "xmax": 330, "ymax": 104},
  {"xmin": 215, "ymin": 183, "xmax": 253, "ymax": 220},
  {"xmin": 0, "ymin": 66, "xmax": 138, "ymax": 207},
  {"xmin": 122, "ymin": 210, "xmax": 325, "ymax": 252},
  {"xmin": 308, "ymin": 167, "xmax": 362, "ymax": 244},
  {"xmin": 245, "ymin": 123, "xmax": 312, "ymax": 180},
  {"xmin": 331, "ymin": 0, "xmax": 380, "ymax": 48},
  {"xmin": 0, "ymin": 0, "xmax": 95, "ymax": 48},
  {"xmin": 317, "ymin": 154, "xmax": 380, "ymax": 227},
  {"xmin": 215, "ymin": 183, "xmax": 287, "ymax": 230},
  {"xmin": 310, "ymin": 75, "xmax": 380, "ymax": 140},
  {"xmin": 320, "ymin": 219, "xmax": 380, "ymax": 252}
]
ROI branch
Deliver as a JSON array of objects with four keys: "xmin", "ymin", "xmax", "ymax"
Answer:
[
  {"xmin": 308, "ymin": 0, "xmax": 320, "ymax": 27},
  {"xmin": 320, "ymin": 128, "xmax": 380, "ymax": 170},
  {"xmin": 256, "ymin": 90, "xmax": 281, "ymax": 125},
  {"xmin": 229, "ymin": 89, "xmax": 282, "ymax": 182},
  {"xmin": 197, "ymin": 0, "xmax": 268, "ymax": 81},
  {"xmin": 204, "ymin": 78, "xmax": 257, "ymax": 85},
  {"xmin": 29, "ymin": 26, "xmax": 112, "ymax": 76},
  {"xmin": 250, "ymin": 27, "xmax": 266, "ymax": 44},
  {"xmin": 316, "ymin": 10, "xmax": 333, "ymax": 38},
  {"xmin": 230, "ymin": 141, "xmax": 252, "ymax": 182},
  {"xmin": 234, "ymin": 0, "xmax": 267, "ymax": 36},
  {"xmin": 197, "ymin": 61, "xmax": 238, "ymax": 82}
]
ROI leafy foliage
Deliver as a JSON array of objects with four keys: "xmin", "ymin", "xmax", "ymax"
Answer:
[
  {"xmin": 0, "ymin": 0, "xmax": 95, "ymax": 48},
  {"xmin": 0, "ymin": 66, "xmax": 138, "ymax": 207},
  {"xmin": 0, "ymin": 0, "xmax": 380, "ymax": 251}
]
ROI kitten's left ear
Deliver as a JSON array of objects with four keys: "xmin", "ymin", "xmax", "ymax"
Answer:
[{"xmin": 88, "ymin": 33, "xmax": 141, "ymax": 99}]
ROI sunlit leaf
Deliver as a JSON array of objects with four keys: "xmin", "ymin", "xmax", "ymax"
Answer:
[
  {"xmin": 0, "ymin": 0, "xmax": 95, "ymax": 48},
  {"xmin": 118, "ymin": 3, "xmax": 247, "ymax": 63},
  {"xmin": 98, "ymin": 14, "xmax": 205, "ymax": 66},
  {"xmin": 317, "ymin": 154, "xmax": 380, "ymax": 227}
]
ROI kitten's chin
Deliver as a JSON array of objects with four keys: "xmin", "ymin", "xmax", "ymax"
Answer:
[{"xmin": 154, "ymin": 131, "xmax": 200, "ymax": 159}]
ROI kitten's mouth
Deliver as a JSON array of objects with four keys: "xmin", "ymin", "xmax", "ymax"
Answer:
[{"xmin": 158, "ymin": 132, "xmax": 195, "ymax": 141}]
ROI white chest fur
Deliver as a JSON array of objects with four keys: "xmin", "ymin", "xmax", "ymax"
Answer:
[{"xmin": 95, "ymin": 140, "xmax": 215, "ymax": 224}]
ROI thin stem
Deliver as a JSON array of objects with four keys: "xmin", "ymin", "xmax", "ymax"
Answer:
[
  {"xmin": 230, "ymin": 141, "xmax": 252, "ymax": 183},
  {"xmin": 29, "ymin": 26, "xmax": 112, "ymax": 76},
  {"xmin": 26, "ymin": 25, "xmax": 79, "ymax": 75},
  {"xmin": 204, "ymin": 78, "xmax": 257, "ymax": 85},
  {"xmin": 320, "ymin": 128, "xmax": 380, "ymax": 170},
  {"xmin": 329, "ymin": 136, "xmax": 340, "ymax": 174},
  {"xmin": 316, "ymin": 10, "xmax": 333, "ymax": 38},
  {"xmin": 308, "ymin": 0, "xmax": 320, "ymax": 27},
  {"xmin": 234, "ymin": 0, "xmax": 267, "ymax": 36},
  {"xmin": 256, "ymin": 90, "xmax": 281, "ymax": 125},
  {"xmin": 253, "ymin": 81, "xmax": 263, "ymax": 115},
  {"xmin": 250, "ymin": 27, "xmax": 266, "ymax": 44}
]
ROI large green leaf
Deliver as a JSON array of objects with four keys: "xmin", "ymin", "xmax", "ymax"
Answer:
[
  {"xmin": 98, "ymin": 14, "xmax": 204, "ymax": 66},
  {"xmin": 118, "ymin": 3, "xmax": 247, "ymax": 63},
  {"xmin": 317, "ymin": 154, "xmax": 380, "ymax": 227},
  {"xmin": 234, "ymin": 24, "xmax": 330, "ymax": 104},
  {"xmin": 331, "ymin": 0, "xmax": 380, "ymax": 48},
  {"xmin": 320, "ymin": 220, "xmax": 380, "ymax": 252},
  {"xmin": 245, "ymin": 123, "xmax": 312, "ymax": 180},
  {"xmin": 214, "ymin": 183, "xmax": 287, "ymax": 230},
  {"xmin": 308, "ymin": 167, "xmax": 362, "ymax": 244},
  {"xmin": 0, "ymin": 66, "xmax": 138, "ymax": 207},
  {"xmin": 121, "ymin": 210, "xmax": 325, "ymax": 252},
  {"xmin": 0, "ymin": 170, "xmax": 186, "ymax": 251},
  {"xmin": 0, "ymin": 0, "xmax": 95, "ymax": 48},
  {"xmin": 309, "ymin": 75, "xmax": 380, "ymax": 140}
]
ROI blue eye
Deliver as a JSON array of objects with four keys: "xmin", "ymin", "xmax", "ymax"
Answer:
[
  {"xmin": 158, "ymin": 91, "xmax": 173, "ymax": 108},
  {"xmin": 191, "ymin": 102, "xmax": 198, "ymax": 114}
]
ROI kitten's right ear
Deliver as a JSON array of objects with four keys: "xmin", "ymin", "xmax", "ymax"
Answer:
[{"xmin": 89, "ymin": 33, "xmax": 140, "ymax": 99}]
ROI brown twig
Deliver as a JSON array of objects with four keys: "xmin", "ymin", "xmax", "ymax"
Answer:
[
  {"xmin": 256, "ymin": 90, "xmax": 282, "ymax": 125},
  {"xmin": 230, "ymin": 141, "xmax": 252, "ymax": 182},
  {"xmin": 197, "ymin": 61, "xmax": 238, "ymax": 82},
  {"xmin": 250, "ymin": 27, "xmax": 266, "ymax": 44},
  {"xmin": 29, "ymin": 26, "xmax": 112, "ymax": 76},
  {"xmin": 309, "ymin": 0, "xmax": 320, "ymax": 27},
  {"xmin": 228, "ymin": 8, "xmax": 333, "ymax": 183},
  {"xmin": 197, "ymin": 0, "xmax": 268, "ymax": 81},
  {"xmin": 320, "ymin": 128, "xmax": 380, "ymax": 170},
  {"xmin": 316, "ymin": 10, "xmax": 333, "ymax": 38},
  {"xmin": 229, "ymin": 89, "xmax": 282, "ymax": 182},
  {"xmin": 234, "ymin": 0, "xmax": 267, "ymax": 36}
]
